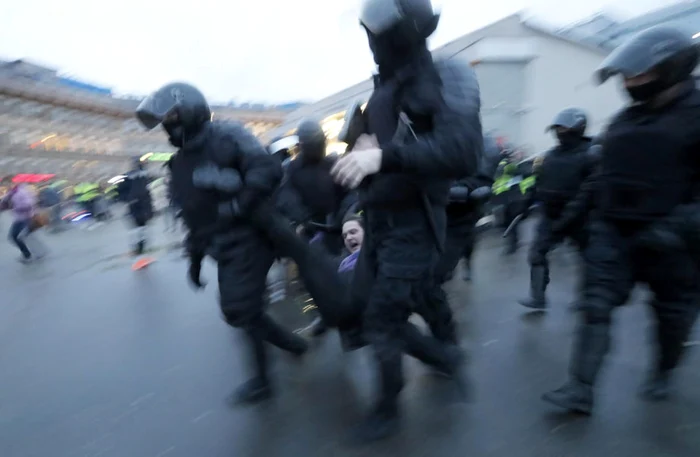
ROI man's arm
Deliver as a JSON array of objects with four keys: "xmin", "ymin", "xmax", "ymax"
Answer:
[
  {"xmin": 223, "ymin": 122, "xmax": 283, "ymax": 215},
  {"xmin": 552, "ymin": 146, "xmax": 601, "ymax": 231},
  {"xmin": 380, "ymin": 62, "xmax": 482, "ymax": 178}
]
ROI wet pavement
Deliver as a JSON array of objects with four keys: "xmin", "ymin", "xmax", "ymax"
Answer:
[{"xmin": 1, "ymin": 215, "xmax": 699, "ymax": 457}]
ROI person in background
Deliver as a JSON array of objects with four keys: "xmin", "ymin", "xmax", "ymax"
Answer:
[
  {"xmin": 491, "ymin": 149, "xmax": 536, "ymax": 255},
  {"xmin": 1, "ymin": 183, "xmax": 40, "ymax": 263},
  {"xmin": 38, "ymin": 182, "xmax": 63, "ymax": 233}
]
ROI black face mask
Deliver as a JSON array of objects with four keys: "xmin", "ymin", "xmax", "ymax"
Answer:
[
  {"xmin": 625, "ymin": 79, "xmax": 665, "ymax": 103},
  {"xmin": 163, "ymin": 123, "xmax": 184, "ymax": 148},
  {"xmin": 556, "ymin": 131, "xmax": 581, "ymax": 147},
  {"xmin": 300, "ymin": 142, "xmax": 325, "ymax": 163}
]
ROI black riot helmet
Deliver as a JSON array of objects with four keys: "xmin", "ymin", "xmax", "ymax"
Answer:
[
  {"xmin": 296, "ymin": 119, "xmax": 327, "ymax": 163},
  {"xmin": 136, "ymin": 82, "xmax": 212, "ymax": 147},
  {"xmin": 546, "ymin": 108, "xmax": 587, "ymax": 146},
  {"xmin": 267, "ymin": 135, "xmax": 300, "ymax": 162},
  {"xmin": 360, "ymin": 0, "xmax": 440, "ymax": 67},
  {"xmin": 595, "ymin": 26, "xmax": 700, "ymax": 103}
]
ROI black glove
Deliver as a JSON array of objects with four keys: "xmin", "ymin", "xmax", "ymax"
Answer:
[
  {"xmin": 637, "ymin": 212, "xmax": 686, "ymax": 252},
  {"xmin": 218, "ymin": 199, "xmax": 242, "ymax": 220},
  {"xmin": 448, "ymin": 185, "xmax": 470, "ymax": 202},
  {"xmin": 469, "ymin": 186, "xmax": 492, "ymax": 202},
  {"xmin": 192, "ymin": 164, "xmax": 243, "ymax": 193},
  {"xmin": 188, "ymin": 253, "xmax": 206, "ymax": 290}
]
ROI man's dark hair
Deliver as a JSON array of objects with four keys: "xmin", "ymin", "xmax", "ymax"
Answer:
[{"xmin": 342, "ymin": 211, "xmax": 363, "ymax": 227}]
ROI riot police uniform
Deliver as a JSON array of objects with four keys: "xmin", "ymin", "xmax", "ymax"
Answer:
[
  {"xmin": 135, "ymin": 83, "xmax": 308, "ymax": 404},
  {"xmin": 438, "ymin": 134, "xmax": 501, "ymax": 283},
  {"xmin": 543, "ymin": 26, "xmax": 700, "ymax": 414},
  {"xmin": 276, "ymin": 119, "xmax": 355, "ymax": 255},
  {"xmin": 344, "ymin": 0, "xmax": 483, "ymax": 442},
  {"xmin": 117, "ymin": 158, "xmax": 154, "ymax": 255},
  {"xmin": 519, "ymin": 109, "xmax": 598, "ymax": 310}
]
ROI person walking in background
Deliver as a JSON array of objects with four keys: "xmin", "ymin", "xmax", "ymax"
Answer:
[{"xmin": 0, "ymin": 183, "xmax": 41, "ymax": 263}]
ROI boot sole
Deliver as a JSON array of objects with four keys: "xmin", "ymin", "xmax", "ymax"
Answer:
[{"xmin": 541, "ymin": 392, "xmax": 592, "ymax": 415}]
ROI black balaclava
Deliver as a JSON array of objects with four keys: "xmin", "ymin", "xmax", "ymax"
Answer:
[
  {"xmin": 365, "ymin": 26, "xmax": 430, "ymax": 79},
  {"xmin": 556, "ymin": 130, "xmax": 584, "ymax": 148}
]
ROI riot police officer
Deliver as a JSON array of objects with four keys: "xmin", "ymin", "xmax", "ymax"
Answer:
[
  {"xmin": 417, "ymin": 134, "xmax": 499, "ymax": 348},
  {"xmin": 330, "ymin": 0, "xmax": 482, "ymax": 443},
  {"xmin": 135, "ymin": 83, "xmax": 308, "ymax": 404},
  {"xmin": 277, "ymin": 119, "xmax": 355, "ymax": 255},
  {"xmin": 542, "ymin": 26, "xmax": 700, "ymax": 414},
  {"xmin": 438, "ymin": 134, "xmax": 501, "ymax": 283},
  {"xmin": 117, "ymin": 157, "xmax": 154, "ymax": 257},
  {"xmin": 519, "ymin": 108, "xmax": 597, "ymax": 310}
]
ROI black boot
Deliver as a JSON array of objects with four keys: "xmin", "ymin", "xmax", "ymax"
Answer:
[
  {"xmin": 232, "ymin": 328, "xmax": 273, "ymax": 405},
  {"xmin": 519, "ymin": 266, "xmax": 548, "ymax": 310},
  {"xmin": 639, "ymin": 370, "xmax": 672, "ymax": 401},
  {"xmin": 231, "ymin": 377, "xmax": 273, "ymax": 404},
  {"xmin": 259, "ymin": 314, "xmax": 309, "ymax": 358},
  {"xmin": 639, "ymin": 302, "xmax": 698, "ymax": 401},
  {"xmin": 402, "ymin": 324, "xmax": 470, "ymax": 401},
  {"xmin": 349, "ymin": 404, "xmax": 400, "ymax": 444},
  {"xmin": 349, "ymin": 350, "xmax": 403, "ymax": 444},
  {"xmin": 542, "ymin": 320, "xmax": 610, "ymax": 414},
  {"xmin": 541, "ymin": 381, "xmax": 593, "ymax": 415}
]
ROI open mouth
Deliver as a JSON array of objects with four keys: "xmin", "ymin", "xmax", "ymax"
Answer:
[{"xmin": 348, "ymin": 240, "xmax": 359, "ymax": 250}]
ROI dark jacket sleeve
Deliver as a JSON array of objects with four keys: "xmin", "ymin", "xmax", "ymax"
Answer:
[
  {"xmin": 552, "ymin": 145, "xmax": 601, "ymax": 231},
  {"xmin": 219, "ymin": 122, "xmax": 283, "ymax": 215},
  {"xmin": 380, "ymin": 60, "xmax": 482, "ymax": 179},
  {"xmin": 275, "ymin": 171, "xmax": 311, "ymax": 223}
]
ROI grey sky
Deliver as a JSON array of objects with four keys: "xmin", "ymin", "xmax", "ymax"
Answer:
[{"xmin": 0, "ymin": 0, "xmax": 683, "ymax": 103}]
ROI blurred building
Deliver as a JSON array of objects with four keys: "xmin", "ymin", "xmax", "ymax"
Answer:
[
  {"xmin": 269, "ymin": 14, "xmax": 626, "ymax": 155},
  {"xmin": 271, "ymin": 4, "xmax": 700, "ymax": 155},
  {"xmin": 560, "ymin": 1, "xmax": 700, "ymax": 51},
  {"xmin": 0, "ymin": 59, "xmax": 289, "ymax": 183}
]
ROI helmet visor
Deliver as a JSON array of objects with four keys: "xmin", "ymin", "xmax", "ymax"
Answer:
[
  {"xmin": 360, "ymin": 0, "xmax": 402, "ymax": 36},
  {"xmin": 135, "ymin": 93, "xmax": 178, "ymax": 130},
  {"xmin": 594, "ymin": 31, "xmax": 679, "ymax": 85}
]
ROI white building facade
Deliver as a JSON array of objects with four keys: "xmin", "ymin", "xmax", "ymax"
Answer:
[{"xmin": 270, "ymin": 14, "xmax": 626, "ymax": 155}]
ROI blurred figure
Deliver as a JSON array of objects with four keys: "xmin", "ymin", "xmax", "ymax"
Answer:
[
  {"xmin": 136, "ymin": 82, "xmax": 308, "ymax": 404},
  {"xmin": 1, "ymin": 183, "xmax": 42, "ymax": 263},
  {"xmin": 491, "ymin": 148, "xmax": 535, "ymax": 255},
  {"xmin": 277, "ymin": 119, "xmax": 356, "ymax": 256},
  {"xmin": 331, "ymin": 0, "xmax": 481, "ymax": 442},
  {"xmin": 118, "ymin": 158, "xmax": 155, "ymax": 259},
  {"xmin": 38, "ymin": 182, "xmax": 63, "ymax": 233},
  {"xmin": 519, "ymin": 108, "xmax": 598, "ymax": 310},
  {"xmin": 440, "ymin": 134, "xmax": 501, "ymax": 283},
  {"xmin": 543, "ymin": 26, "xmax": 700, "ymax": 414}
]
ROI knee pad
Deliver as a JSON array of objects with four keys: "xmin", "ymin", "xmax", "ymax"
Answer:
[
  {"xmin": 528, "ymin": 250, "xmax": 546, "ymax": 266},
  {"xmin": 581, "ymin": 298, "xmax": 614, "ymax": 325}
]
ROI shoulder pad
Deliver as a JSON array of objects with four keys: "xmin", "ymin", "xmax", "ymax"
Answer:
[
  {"xmin": 433, "ymin": 58, "xmax": 481, "ymax": 115},
  {"xmin": 587, "ymin": 144, "xmax": 602, "ymax": 159},
  {"xmin": 206, "ymin": 121, "xmax": 248, "ymax": 166}
]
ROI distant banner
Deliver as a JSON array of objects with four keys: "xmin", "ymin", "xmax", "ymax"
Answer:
[{"xmin": 12, "ymin": 174, "xmax": 56, "ymax": 183}]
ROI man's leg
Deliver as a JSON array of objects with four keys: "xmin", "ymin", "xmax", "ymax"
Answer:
[
  {"xmin": 218, "ymin": 239, "xmax": 308, "ymax": 404},
  {"xmin": 640, "ymin": 246, "xmax": 700, "ymax": 400},
  {"xmin": 542, "ymin": 221, "xmax": 634, "ymax": 414},
  {"xmin": 519, "ymin": 216, "xmax": 557, "ymax": 309},
  {"xmin": 9, "ymin": 220, "xmax": 32, "ymax": 260}
]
